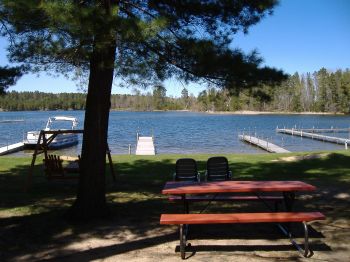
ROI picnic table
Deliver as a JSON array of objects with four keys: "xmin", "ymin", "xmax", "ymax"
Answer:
[{"xmin": 160, "ymin": 180, "xmax": 325, "ymax": 259}]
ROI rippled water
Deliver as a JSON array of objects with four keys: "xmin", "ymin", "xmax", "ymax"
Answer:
[{"xmin": 1, "ymin": 111, "xmax": 349, "ymax": 156}]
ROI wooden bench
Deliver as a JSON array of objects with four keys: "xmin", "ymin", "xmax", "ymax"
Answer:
[{"xmin": 160, "ymin": 212, "xmax": 325, "ymax": 259}]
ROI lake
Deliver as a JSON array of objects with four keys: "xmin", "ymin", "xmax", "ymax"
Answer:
[{"xmin": 1, "ymin": 111, "xmax": 350, "ymax": 156}]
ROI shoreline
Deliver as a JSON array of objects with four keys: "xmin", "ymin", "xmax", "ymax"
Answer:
[
  {"xmin": 205, "ymin": 110, "xmax": 345, "ymax": 115},
  {"xmin": 108, "ymin": 109, "xmax": 347, "ymax": 115},
  {"xmin": 0, "ymin": 109, "xmax": 347, "ymax": 115}
]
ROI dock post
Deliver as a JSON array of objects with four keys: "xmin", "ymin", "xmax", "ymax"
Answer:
[
  {"xmin": 267, "ymin": 138, "xmax": 269, "ymax": 150},
  {"xmin": 345, "ymin": 142, "xmax": 348, "ymax": 150},
  {"xmin": 128, "ymin": 144, "xmax": 131, "ymax": 155}
]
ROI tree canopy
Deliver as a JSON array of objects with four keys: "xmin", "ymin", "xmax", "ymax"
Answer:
[
  {"xmin": 1, "ymin": 0, "xmax": 285, "ymax": 89},
  {"xmin": 0, "ymin": 0, "xmax": 286, "ymax": 221},
  {"xmin": 0, "ymin": 65, "xmax": 23, "ymax": 94}
]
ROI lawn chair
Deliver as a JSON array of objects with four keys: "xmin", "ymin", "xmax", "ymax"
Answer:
[
  {"xmin": 205, "ymin": 156, "xmax": 232, "ymax": 181},
  {"xmin": 174, "ymin": 158, "xmax": 200, "ymax": 182},
  {"xmin": 43, "ymin": 154, "xmax": 79, "ymax": 180}
]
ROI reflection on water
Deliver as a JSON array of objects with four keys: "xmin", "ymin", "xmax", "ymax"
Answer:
[{"xmin": 1, "ymin": 110, "xmax": 349, "ymax": 155}]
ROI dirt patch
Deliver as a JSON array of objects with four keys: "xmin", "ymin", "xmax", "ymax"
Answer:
[
  {"xmin": 1, "ymin": 191, "xmax": 349, "ymax": 262},
  {"xmin": 272, "ymin": 153, "xmax": 330, "ymax": 163}
]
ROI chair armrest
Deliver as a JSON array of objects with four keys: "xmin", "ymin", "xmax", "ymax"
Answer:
[
  {"xmin": 228, "ymin": 171, "xmax": 232, "ymax": 180},
  {"xmin": 197, "ymin": 172, "xmax": 201, "ymax": 182}
]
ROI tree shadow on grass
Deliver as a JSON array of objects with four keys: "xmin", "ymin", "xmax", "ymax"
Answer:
[
  {"xmin": 0, "ymin": 208, "xmax": 330, "ymax": 261},
  {"xmin": 0, "ymin": 152, "xmax": 349, "ymax": 260}
]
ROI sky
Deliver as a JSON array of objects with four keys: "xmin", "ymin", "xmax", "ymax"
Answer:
[{"xmin": 1, "ymin": 0, "xmax": 349, "ymax": 97}]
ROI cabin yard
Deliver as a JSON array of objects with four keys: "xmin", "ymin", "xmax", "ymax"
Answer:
[{"xmin": 0, "ymin": 152, "xmax": 349, "ymax": 261}]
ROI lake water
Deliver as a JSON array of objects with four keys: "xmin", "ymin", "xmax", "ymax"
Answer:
[{"xmin": 1, "ymin": 111, "xmax": 350, "ymax": 156}]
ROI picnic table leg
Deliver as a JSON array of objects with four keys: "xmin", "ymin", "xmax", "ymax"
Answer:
[
  {"xmin": 282, "ymin": 192, "xmax": 296, "ymax": 240},
  {"xmin": 179, "ymin": 224, "xmax": 186, "ymax": 259},
  {"xmin": 302, "ymin": 221, "xmax": 310, "ymax": 257},
  {"xmin": 277, "ymin": 221, "xmax": 311, "ymax": 257},
  {"xmin": 180, "ymin": 195, "xmax": 190, "ymax": 259},
  {"xmin": 283, "ymin": 192, "xmax": 295, "ymax": 211},
  {"xmin": 182, "ymin": 195, "xmax": 189, "ymax": 214}
]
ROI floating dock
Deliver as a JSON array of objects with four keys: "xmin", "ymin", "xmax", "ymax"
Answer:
[
  {"xmin": 136, "ymin": 136, "xmax": 156, "ymax": 155},
  {"xmin": 239, "ymin": 135, "xmax": 290, "ymax": 153},
  {"xmin": 276, "ymin": 128, "xmax": 350, "ymax": 147},
  {"xmin": 0, "ymin": 119, "xmax": 24, "ymax": 123},
  {"xmin": 0, "ymin": 142, "xmax": 25, "ymax": 156}
]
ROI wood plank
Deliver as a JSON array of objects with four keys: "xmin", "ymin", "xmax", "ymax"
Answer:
[
  {"xmin": 168, "ymin": 195, "xmax": 283, "ymax": 202},
  {"xmin": 0, "ymin": 142, "xmax": 24, "ymax": 155},
  {"xmin": 40, "ymin": 129, "xmax": 84, "ymax": 134},
  {"xmin": 162, "ymin": 181, "xmax": 316, "ymax": 195},
  {"xmin": 160, "ymin": 212, "xmax": 325, "ymax": 225}
]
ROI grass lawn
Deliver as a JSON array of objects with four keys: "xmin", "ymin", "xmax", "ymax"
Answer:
[{"xmin": 0, "ymin": 151, "xmax": 350, "ymax": 261}]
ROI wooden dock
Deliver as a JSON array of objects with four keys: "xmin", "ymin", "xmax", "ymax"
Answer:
[
  {"xmin": 136, "ymin": 136, "xmax": 156, "ymax": 155},
  {"xmin": 276, "ymin": 128, "xmax": 350, "ymax": 147},
  {"xmin": 0, "ymin": 142, "xmax": 25, "ymax": 156},
  {"xmin": 294, "ymin": 127, "xmax": 350, "ymax": 133},
  {"xmin": 0, "ymin": 119, "xmax": 24, "ymax": 123},
  {"xmin": 239, "ymin": 135, "xmax": 290, "ymax": 153}
]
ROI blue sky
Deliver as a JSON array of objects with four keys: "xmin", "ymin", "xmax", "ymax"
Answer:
[{"xmin": 1, "ymin": 0, "xmax": 349, "ymax": 97}]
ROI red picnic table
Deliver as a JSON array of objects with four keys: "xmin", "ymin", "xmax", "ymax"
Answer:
[
  {"xmin": 162, "ymin": 180, "xmax": 316, "ymax": 213},
  {"xmin": 160, "ymin": 180, "xmax": 324, "ymax": 259},
  {"xmin": 162, "ymin": 180, "xmax": 316, "ymax": 194}
]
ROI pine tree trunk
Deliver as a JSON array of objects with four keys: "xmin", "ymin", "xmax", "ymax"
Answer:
[{"xmin": 66, "ymin": 24, "xmax": 116, "ymax": 221}]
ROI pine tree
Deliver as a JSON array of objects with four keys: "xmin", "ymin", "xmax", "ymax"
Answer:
[{"xmin": 1, "ymin": 0, "xmax": 285, "ymax": 221}]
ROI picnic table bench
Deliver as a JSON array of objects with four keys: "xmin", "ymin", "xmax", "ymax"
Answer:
[{"xmin": 160, "ymin": 181, "xmax": 325, "ymax": 259}]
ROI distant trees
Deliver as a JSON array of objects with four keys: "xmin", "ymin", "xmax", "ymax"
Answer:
[
  {"xmin": 181, "ymin": 88, "xmax": 189, "ymax": 109},
  {"xmin": 197, "ymin": 68, "xmax": 350, "ymax": 113},
  {"xmin": 0, "ymin": 91, "xmax": 85, "ymax": 111},
  {"xmin": 152, "ymin": 85, "xmax": 167, "ymax": 110},
  {"xmin": 1, "ymin": 68, "xmax": 349, "ymax": 113}
]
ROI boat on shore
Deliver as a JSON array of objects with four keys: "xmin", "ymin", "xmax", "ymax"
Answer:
[{"xmin": 24, "ymin": 116, "xmax": 79, "ymax": 149}]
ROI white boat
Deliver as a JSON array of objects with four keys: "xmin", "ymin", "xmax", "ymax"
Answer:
[{"xmin": 25, "ymin": 116, "xmax": 79, "ymax": 149}]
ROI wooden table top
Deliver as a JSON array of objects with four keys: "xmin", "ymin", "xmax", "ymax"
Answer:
[{"xmin": 162, "ymin": 181, "xmax": 316, "ymax": 195}]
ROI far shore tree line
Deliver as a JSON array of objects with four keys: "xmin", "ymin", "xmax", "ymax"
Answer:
[{"xmin": 1, "ymin": 68, "xmax": 349, "ymax": 113}]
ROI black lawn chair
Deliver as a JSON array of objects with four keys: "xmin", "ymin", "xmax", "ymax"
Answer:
[
  {"xmin": 205, "ymin": 156, "xmax": 232, "ymax": 181},
  {"xmin": 174, "ymin": 158, "xmax": 200, "ymax": 182}
]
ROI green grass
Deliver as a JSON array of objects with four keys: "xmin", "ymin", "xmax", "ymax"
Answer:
[{"xmin": 1, "ymin": 151, "xmax": 349, "ymax": 216}]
